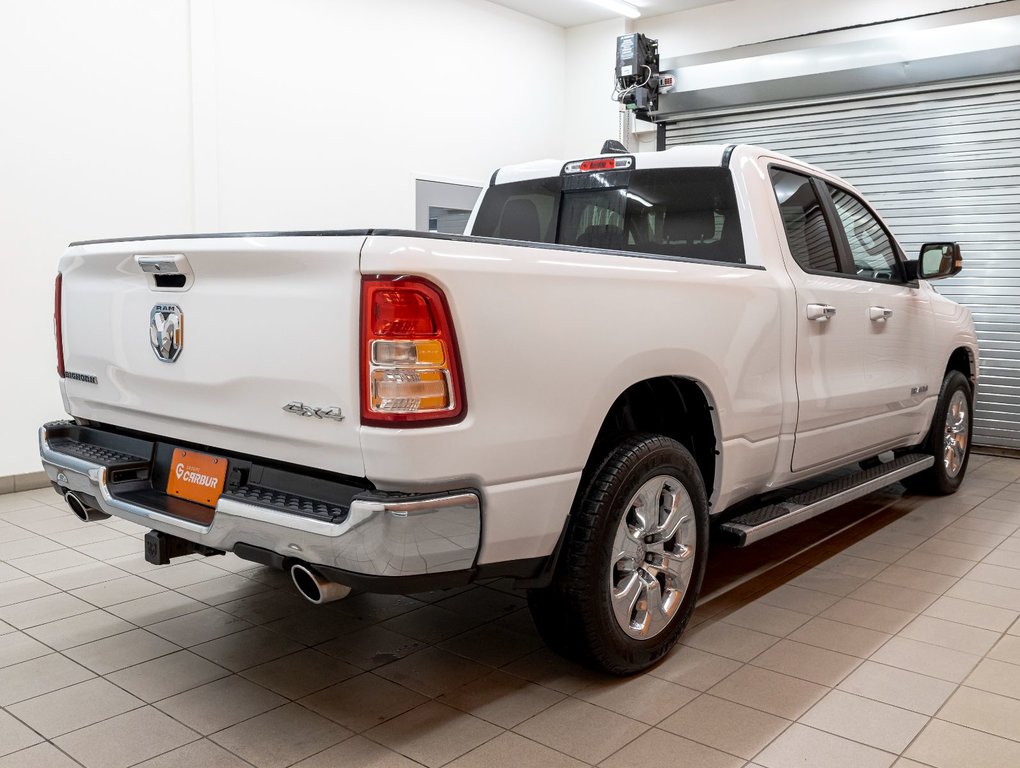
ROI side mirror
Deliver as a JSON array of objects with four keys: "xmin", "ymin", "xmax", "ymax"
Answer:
[{"xmin": 918, "ymin": 242, "xmax": 962, "ymax": 280}]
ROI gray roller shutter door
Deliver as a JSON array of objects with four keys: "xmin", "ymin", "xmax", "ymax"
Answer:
[{"xmin": 664, "ymin": 76, "xmax": 1020, "ymax": 449}]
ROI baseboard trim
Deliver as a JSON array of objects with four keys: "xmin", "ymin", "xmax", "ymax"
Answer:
[{"xmin": 0, "ymin": 471, "xmax": 51, "ymax": 495}]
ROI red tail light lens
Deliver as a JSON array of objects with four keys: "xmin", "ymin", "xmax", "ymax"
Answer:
[
  {"xmin": 361, "ymin": 276, "xmax": 465, "ymax": 426},
  {"xmin": 55, "ymin": 273, "xmax": 65, "ymax": 378},
  {"xmin": 369, "ymin": 290, "xmax": 437, "ymax": 337}
]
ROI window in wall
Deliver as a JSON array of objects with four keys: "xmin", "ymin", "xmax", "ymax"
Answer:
[
  {"xmin": 827, "ymin": 185, "xmax": 900, "ymax": 281},
  {"xmin": 770, "ymin": 168, "xmax": 839, "ymax": 273},
  {"xmin": 415, "ymin": 179, "xmax": 481, "ymax": 235},
  {"xmin": 428, "ymin": 206, "xmax": 472, "ymax": 235}
]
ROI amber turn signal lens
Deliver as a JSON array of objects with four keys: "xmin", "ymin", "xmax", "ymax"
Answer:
[{"xmin": 370, "ymin": 339, "xmax": 446, "ymax": 367}]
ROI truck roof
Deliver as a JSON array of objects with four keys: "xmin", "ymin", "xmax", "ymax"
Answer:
[{"xmin": 492, "ymin": 143, "xmax": 816, "ymax": 186}]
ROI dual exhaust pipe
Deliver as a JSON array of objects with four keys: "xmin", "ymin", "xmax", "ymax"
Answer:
[{"xmin": 62, "ymin": 490, "xmax": 348, "ymax": 605}]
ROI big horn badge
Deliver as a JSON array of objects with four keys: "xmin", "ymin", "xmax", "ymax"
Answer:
[{"xmin": 150, "ymin": 304, "xmax": 184, "ymax": 362}]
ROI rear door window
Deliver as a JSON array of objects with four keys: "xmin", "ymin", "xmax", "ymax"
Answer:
[{"xmin": 769, "ymin": 168, "xmax": 840, "ymax": 273}]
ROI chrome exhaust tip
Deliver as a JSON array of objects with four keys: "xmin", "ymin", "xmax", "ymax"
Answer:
[
  {"xmin": 290, "ymin": 563, "xmax": 351, "ymax": 604},
  {"xmin": 64, "ymin": 491, "xmax": 110, "ymax": 522}
]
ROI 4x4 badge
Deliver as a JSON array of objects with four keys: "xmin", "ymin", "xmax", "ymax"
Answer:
[
  {"xmin": 150, "ymin": 304, "xmax": 184, "ymax": 362},
  {"xmin": 282, "ymin": 401, "xmax": 345, "ymax": 422}
]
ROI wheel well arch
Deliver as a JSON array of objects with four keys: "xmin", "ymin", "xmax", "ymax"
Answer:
[
  {"xmin": 946, "ymin": 346, "xmax": 976, "ymax": 387},
  {"xmin": 586, "ymin": 377, "xmax": 718, "ymax": 503}
]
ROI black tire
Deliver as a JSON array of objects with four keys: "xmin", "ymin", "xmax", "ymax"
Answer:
[
  {"xmin": 528, "ymin": 434, "xmax": 709, "ymax": 675},
  {"xmin": 901, "ymin": 370, "xmax": 973, "ymax": 495}
]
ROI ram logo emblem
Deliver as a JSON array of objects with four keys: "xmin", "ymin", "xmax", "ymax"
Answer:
[{"xmin": 150, "ymin": 304, "xmax": 184, "ymax": 363}]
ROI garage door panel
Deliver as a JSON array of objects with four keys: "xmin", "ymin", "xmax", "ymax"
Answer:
[{"xmin": 665, "ymin": 75, "xmax": 1020, "ymax": 448}]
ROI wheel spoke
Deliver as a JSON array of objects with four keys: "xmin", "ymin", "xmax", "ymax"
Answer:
[
  {"xmin": 613, "ymin": 548, "xmax": 638, "ymax": 571},
  {"xmin": 667, "ymin": 545, "xmax": 695, "ymax": 582},
  {"xmin": 612, "ymin": 571, "xmax": 644, "ymax": 630},
  {"xmin": 646, "ymin": 546, "xmax": 694, "ymax": 589},
  {"xmin": 653, "ymin": 491, "xmax": 689, "ymax": 541},
  {"xmin": 639, "ymin": 573, "xmax": 665, "ymax": 636},
  {"xmin": 628, "ymin": 481, "xmax": 663, "ymax": 535}
]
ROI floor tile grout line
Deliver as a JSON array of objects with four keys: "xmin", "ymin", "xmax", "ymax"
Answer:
[
  {"xmin": 749, "ymin": 721, "xmax": 902, "ymax": 766},
  {"xmin": 650, "ymin": 687, "xmax": 799, "ymax": 765},
  {"xmin": 2, "ymin": 694, "xmax": 152, "ymax": 746},
  {"xmin": 113, "ymin": 728, "xmax": 206, "ymax": 768},
  {"xmin": 0, "ymin": 736, "xmax": 89, "ymax": 768}
]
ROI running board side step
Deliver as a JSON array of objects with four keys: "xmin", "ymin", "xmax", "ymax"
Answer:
[{"xmin": 720, "ymin": 453, "xmax": 935, "ymax": 547}]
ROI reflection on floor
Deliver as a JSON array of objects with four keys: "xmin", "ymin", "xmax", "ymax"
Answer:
[{"xmin": 1, "ymin": 453, "xmax": 1020, "ymax": 767}]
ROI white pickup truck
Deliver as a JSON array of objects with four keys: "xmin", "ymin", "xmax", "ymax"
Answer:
[{"xmin": 41, "ymin": 144, "xmax": 977, "ymax": 673}]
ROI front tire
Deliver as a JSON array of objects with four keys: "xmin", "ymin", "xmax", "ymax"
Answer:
[
  {"xmin": 902, "ymin": 370, "xmax": 973, "ymax": 495},
  {"xmin": 528, "ymin": 434, "xmax": 709, "ymax": 675}
]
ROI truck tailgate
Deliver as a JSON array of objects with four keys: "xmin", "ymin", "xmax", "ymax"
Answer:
[{"xmin": 58, "ymin": 234, "xmax": 368, "ymax": 477}]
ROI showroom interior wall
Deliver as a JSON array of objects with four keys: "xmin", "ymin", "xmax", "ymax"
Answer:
[
  {"xmin": 563, "ymin": 18, "xmax": 629, "ymax": 159},
  {"xmin": 0, "ymin": 0, "xmax": 566, "ymax": 479}
]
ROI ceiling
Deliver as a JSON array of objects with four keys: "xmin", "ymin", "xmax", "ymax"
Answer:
[{"xmin": 486, "ymin": 0, "xmax": 728, "ymax": 28}]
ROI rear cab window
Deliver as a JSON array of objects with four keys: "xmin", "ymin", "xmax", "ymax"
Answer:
[{"xmin": 472, "ymin": 165, "xmax": 746, "ymax": 265}]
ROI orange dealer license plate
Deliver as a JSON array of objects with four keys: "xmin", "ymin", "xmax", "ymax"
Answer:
[{"xmin": 166, "ymin": 448, "xmax": 228, "ymax": 507}]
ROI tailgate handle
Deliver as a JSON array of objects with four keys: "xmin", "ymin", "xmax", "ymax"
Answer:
[
  {"xmin": 136, "ymin": 255, "xmax": 185, "ymax": 274},
  {"xmin": 135, "ymin": 254, "xmax": 193, "ymax": 292}
]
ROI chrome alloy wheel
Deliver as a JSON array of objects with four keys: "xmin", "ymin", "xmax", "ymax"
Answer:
[
  {"xmin": 943, "ymin": 389, "xmax": 969, "ymax": 479},
  {"xmin": 609, "ymin": 474, "xmax": 696, "ymax": 640}
]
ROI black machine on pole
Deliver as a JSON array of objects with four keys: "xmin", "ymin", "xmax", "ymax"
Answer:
[{"xmin": 613, "ymin": 33, "xmax": 661, "ymax": 120}]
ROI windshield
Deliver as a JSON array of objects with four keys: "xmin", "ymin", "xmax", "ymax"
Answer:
[{"xmin": 472, "ymin": 167, "xmax": 745, "ymax": 264}]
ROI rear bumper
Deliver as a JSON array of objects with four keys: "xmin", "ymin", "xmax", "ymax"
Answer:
[{"xmin": 39, "ymin": 421, "xmax": 481, "ymax": 583}]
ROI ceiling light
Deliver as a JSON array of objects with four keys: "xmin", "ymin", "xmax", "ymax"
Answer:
[{"xmin": 589, "ymin": 0, "xmax": 641, "ymax": 19}]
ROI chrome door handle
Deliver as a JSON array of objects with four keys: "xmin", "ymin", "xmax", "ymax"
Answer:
[
  {"xmin": 806, "ymin": 303, "xmax": 837, "ymax": 321},
  {"xmin": 869, "ymin": 306, "xmax": 894, "ymax": 321}
]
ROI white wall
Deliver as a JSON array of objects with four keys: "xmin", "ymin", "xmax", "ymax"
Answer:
[
  {"xmin": 0, "ymin": 0, "xmax": 565, "ymax": 477},
  {"xmin": 209, "ymin": 0, "xmax": 565, "ymax": 230},
  {"xmin": 0, "ymin": 0, "xmax": 194, "ymax": 477},
  {"xmin": 563, "ymin": 18, "xmax": 629, "ymax": 159}
]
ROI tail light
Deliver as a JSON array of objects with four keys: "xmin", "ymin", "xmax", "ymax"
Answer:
[
  {"xmin": 563, "ymin": 156, "xmax": 634, "ymax": 174},
  {"xmin": 54, "ymin": 273, "xmax": 65, "ymax": 378},
  {"xmin": 361, "ymin": 276, "xmax": 465, "ymax": 426}
]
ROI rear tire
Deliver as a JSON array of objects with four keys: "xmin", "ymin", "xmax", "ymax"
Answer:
[
  {"xmin": 902, "ymin": 370, "xmax": 973, "ymax": 495},
  {"xmin": 528, "ymin": 434, "xmax": 709, "ymax": 675}
]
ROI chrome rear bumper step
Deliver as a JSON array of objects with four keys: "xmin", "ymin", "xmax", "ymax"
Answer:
[
  {"xmin": 720, "ymin": 453, "xmax": 934, "ymax": 547},
  {"xmin": 39, "ymin": 421, "xmax": 482, "ymax": 579}
]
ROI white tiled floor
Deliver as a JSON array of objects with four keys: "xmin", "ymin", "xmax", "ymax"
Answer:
[{"xmin": 2, "ymin": 454, "xmax": 1020, "ymax": 767}]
